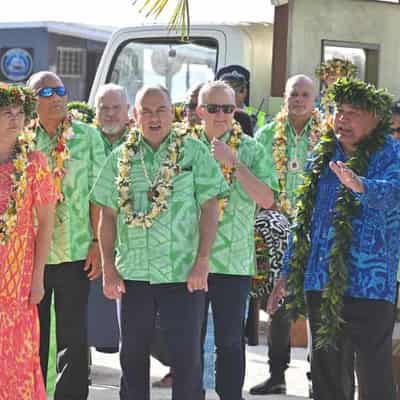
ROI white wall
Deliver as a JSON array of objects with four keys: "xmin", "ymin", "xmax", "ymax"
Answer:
[{"xmin": 287, "ymin": 0, "xmax": 400, "ymax": 97}]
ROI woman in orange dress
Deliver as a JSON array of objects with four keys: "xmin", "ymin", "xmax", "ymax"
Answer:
[{"xmin": 0, "ymin": 83, "xmax": 57, "ymax": 400}]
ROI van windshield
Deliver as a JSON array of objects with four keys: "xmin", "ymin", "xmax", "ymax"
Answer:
[{"xmin": 107, "ymin": 38, "xmax": 218, "ymax": 106}]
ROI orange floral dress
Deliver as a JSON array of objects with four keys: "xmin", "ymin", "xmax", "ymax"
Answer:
[{"xmin": 0, "ymin": 151, "xmax": 57, "ymax": 400}]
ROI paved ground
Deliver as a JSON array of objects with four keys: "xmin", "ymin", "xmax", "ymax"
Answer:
[
  {"xmin": 87, "ymin": 345, "xmax": 310, "ymax": 400},
  {"xmin": 85, "ymin": 311, "xmax": 311, "ymax": 400}
]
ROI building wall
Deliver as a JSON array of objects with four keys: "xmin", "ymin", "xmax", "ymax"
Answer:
[
  {"xmin": 0, "ymin": 28, "xmax": 49, "ymax": 81},
  {"xmin": 287, "ymin": 0, "xmax": 400, "ymax": 96}
]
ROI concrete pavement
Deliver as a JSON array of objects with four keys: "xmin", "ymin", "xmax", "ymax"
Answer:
[{"xmin": 87, "ymin": 342, "xmax": 310, "ymax": 400}]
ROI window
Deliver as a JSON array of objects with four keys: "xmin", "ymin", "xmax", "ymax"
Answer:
[
  {"xmin": 57, "ymin": 47, "xmax": 84, "ymax": 78},
  {"xmin": 321, "ymin": 40, "xmax": 380, "ymax": 86},
  {"xmin": 107, "ymin": 38, "xmax": 218, "ymax": 105}
]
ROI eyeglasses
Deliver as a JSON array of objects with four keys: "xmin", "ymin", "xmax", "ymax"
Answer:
[
  {"xmin": 184, "ymin": 102, "xmax": 197, "ymax": 111},
  {"xmin": 391, "ymin": 127, "xmax": 400, "ymax": 134},
  {"xmin": 201, "ymin": 104, "xmax": 235, "ymax": 114},
  {"xmin": 37, "ymin": 86, "xmax": 67, "ymax": 98}
]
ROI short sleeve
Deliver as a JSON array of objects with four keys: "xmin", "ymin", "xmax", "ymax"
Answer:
[
  {"xmin": 29, "ymin": 151, "xmax": 58, "ymax": 207},
  {"xmin": 90, "ymin": 150, "xmax": 119, "ymax": 210},
  {"xmin": 249, "ymin": 138, "xmax": 279, "ymax": 193},
  {"xmin": 190, "ymin": 139, "xmax": 229, "ymax": 206}
]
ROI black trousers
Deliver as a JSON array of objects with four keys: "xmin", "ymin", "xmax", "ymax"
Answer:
[
  {"xmin": 201, "ymin": 273, "xmax": 251, "ymax": 400},
  {"xmin": 119, "ymin": 280, "xmax": 205, "ymax": 400},
  {"xmin": 267, "ymin": 300, "xmax": 291, "ymax": 381},
  {"xmin": 307, "ymin": 291, "xmax": 396, "ymax": 400},
  {"xmin": 38, "ymin": 260, "xmax": 90, "ymax": 400}
]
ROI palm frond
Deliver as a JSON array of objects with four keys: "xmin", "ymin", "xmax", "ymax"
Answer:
[{"xmin": 133, "ymin": 0, "xmax": 191, "ymax": 39}]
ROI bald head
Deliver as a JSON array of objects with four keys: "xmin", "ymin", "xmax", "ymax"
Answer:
[{"xmin": 27, "ymin": 71, "xmax": 63, "ymax": 91}]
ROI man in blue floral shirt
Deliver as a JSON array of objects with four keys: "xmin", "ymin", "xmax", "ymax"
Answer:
[{"xmin": 269, "ymin": 79, "xmax": 400, "ymax": 400}]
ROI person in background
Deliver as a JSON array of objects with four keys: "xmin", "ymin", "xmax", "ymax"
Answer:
[
  {"xmin": 251, "ymin": 74, "xmax": 322, "ymax": 396},
  {"xmin": 216, "ymin": 64, "xmax": 266, "ymax": 133}
]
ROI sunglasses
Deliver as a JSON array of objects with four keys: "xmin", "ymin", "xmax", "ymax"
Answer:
[
  {"xmin": 37, "ymin": 86, "xmax": 68, "ymax": 98},
  {"xmin": 184, "ymin": 102, "xmax": 197, "ymax": 111},
  {"xmin": 391, "ymin": 127, "xmax": 400, "ymax": 134},
  {"xmin": 201, "ymin": 104, "xmax": 235, "ymax": 114}
]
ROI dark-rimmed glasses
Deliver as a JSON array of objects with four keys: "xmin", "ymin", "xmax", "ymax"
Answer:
[
  {"xmin": 37, "ymin": 86, "xmax": 67, "ymax": 98},
  {"xmin": 201, "ymin": 104, "xmax": 235, "ymax": 114}
]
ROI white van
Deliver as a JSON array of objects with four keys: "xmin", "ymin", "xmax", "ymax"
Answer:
[{"xmin": 88, "ymin": 23, "xmax": 273, "ymax": 114}]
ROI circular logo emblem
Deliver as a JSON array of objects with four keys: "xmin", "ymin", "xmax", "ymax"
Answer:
[{"xmin": 1, "ymin": 48, "xmax": 33, "ymax": 82}]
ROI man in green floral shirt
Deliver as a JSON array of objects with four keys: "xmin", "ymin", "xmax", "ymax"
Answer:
[
  {"xmin": 95, "ymin": 83, "xmax": 130, "ymax": 155},
  {"xmin": 195, "ymin": 81, "xmax": 276, "ymax": 400},
  {"xmin": 91, "ymin": 85, "xmax": 228, "ymax": 400},
  {"xmin": 27, "ymin": 71, "xmax": 105, "ymax": 400},
  {"xmin": 87, "ymin": 83, "xmax": 131, "ymax": 354},
  {"xmin": 251, "ymin": 75, "xmax": 319, "ymax": 396}
]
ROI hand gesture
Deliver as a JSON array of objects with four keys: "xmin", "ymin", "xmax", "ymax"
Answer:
[
  {"xmin": 211, "ymin": 138, "xmax": 237, "ymax": 168},
  {"xmin": 329, "ymin": 161, "xmax": 364, "ymax": 193}
]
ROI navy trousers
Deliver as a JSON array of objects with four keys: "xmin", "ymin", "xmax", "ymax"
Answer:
[
  {"xmin": 202, "ymin": 273, "xmax": 251, "ymax": 400},
  {"xmin": 119, "ymin": 280, "xmax": 205, "ymax": 400}
]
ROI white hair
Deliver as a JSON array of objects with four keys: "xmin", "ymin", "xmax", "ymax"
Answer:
[
  {"xmin": 134, "ymin": 84, "xmax": 171, "ymax": 109},
  {"xmin": 198, "ymin": 80, "xmax": 235, "ymax": 105},
  {"xmin": 95, "ymin": 83, "xmax": 129, "ymax": 109},
  {"xmin": 284, "ymin": 74, "xmax": 316, "ymax": 97}
]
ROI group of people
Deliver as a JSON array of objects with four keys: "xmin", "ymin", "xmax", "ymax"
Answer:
[{"xmin": 0, "ymin": 56, "xmax": 400, "ymax": 400}]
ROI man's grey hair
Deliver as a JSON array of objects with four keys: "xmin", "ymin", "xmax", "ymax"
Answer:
[
  {"xmin": 26, "ymin": 71, "xmax": 62, "ymax": 90},
  {"xmin": 284, "ymin": 74, "xmax": 316, "ymax": 97},
  {"xmin": 134, "ymin": 84, "xmax": 171, "ymax": 109},
  {"xmin": 198, "ymin": 80, "xmax": 235, "ymax": 105},
  {"xmin": 95, "ymin": 83, "xmax": 129, "ymax": 109}
]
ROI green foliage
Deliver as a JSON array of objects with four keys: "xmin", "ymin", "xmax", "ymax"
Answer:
[
  {"xmin": 67, "ymin": 101, "xmax": 96, "ymax": 124},
  {"xmin": 133, "ymin": 0, "xmax": 191, "ymax": 39},
  {"xmin": 0, "ymin": 84, "xmax": 37, "ymax": 118},
  {"xmin": 327, "ymin": 78, "xmax": 393, "ymax": 130},
  {"xmin": 286, "ymin": 126, "xmax": 386, "ymax": 349}
]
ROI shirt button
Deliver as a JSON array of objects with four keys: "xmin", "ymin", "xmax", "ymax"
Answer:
[{"xmin": 319, "ymin": 256, "xmax": 323, "ymax": 261}]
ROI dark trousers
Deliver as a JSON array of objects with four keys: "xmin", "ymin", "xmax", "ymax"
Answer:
[
  {"xmin": 202, "ymin": 273, "xmax": 251, "ymax": 400},
  {"xmin": 119, "ymin": 281, "xmax": 205, "ymax": 400},
  {"xmin": 307, "ymin": 291, "xmax": 396, "ymax": 400},
  {"xmin": 267, "ymin": 300, "xmax": 291, "ymax": 381},
  {"xmin": 38, "ymin": 260, "xmax": 90, "ymax": 400}
]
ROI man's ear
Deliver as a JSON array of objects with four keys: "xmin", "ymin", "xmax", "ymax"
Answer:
[{"xmin": 196, "ymin": 105, "xmax": 205, "ymax": 120}]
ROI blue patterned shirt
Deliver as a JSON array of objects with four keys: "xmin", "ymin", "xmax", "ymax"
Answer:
[{"xmin": 282, "ymin": 135, "xmax": 400, "ymax": 303}]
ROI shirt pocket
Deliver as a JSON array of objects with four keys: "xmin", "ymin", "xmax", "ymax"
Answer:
[{"xmin": 63, "ymin": 157, "xmax": 88, "ymax": 192}]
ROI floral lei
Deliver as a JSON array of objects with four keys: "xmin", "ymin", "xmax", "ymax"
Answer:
[
  {"xmin": 117, "ymin": 125, "xmax": 186, "ymax": 229},
  {"xmin": 286, "ymin": 126, "xmax": 386, "ymax": 349},
  {"xmin": 272, "ymin": 108, "xmax": 323, "ymax": 217},
  {"xmin": 0, "ymin": 133, "xmax": 34, "ymax": 245},
  {"xmin": 28, "ymin": 116, "xmax": 74, "ymax": 202},
  {"xmin": 189, "ymin": 120, "xmax": 243, "ymax": 221}
]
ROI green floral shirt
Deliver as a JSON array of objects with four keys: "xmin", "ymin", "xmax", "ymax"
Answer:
[
  {"xmin": 255, "ymin": 118, "xmax": 313, "ymax": 217},
  {"xmin": 90, "ymin": 132, "xmax": 228, "ymax": 284},
  {"xmin": 198, "ymin": 131, "xmax": 279, "ymax": 276},
  {"xmin": 34, "ymin": 120, "xmax": 106, "ymax": 264},
  {"xmin": 98, "ymin": 128, "xmax": 128, "ymax": 156}
]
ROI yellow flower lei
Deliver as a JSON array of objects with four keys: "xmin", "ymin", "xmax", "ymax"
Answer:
[
  {"xmin": 0, "ymin": 133, "xmax": 34, "ymax": 245},
  {"xmin": 117, "ymin": 126, "xmax": 187, "ymax": 229},
  {"xmin": 28, "ymin": 116, "xmax": 74, "ymax": 202},
  {"xmin": 272, "ymin": 108, "xmax": 322, "ymax": 217},
  {"xmin": 189, "ymin": 120, "xmax": 243, "ymax": 221}
]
